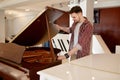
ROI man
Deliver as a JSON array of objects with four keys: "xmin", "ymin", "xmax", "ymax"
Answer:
[{"xmin": 55, "ymin": 6, "xmax": 93, "ymax": 60}]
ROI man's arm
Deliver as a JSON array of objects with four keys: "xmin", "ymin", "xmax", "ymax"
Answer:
[
  {"xmin": 55, "ymin": 24, "xmax": 70, "ymax": 33},
  {"xmin": 57, "ymin": 47, "xmax": 80, "ymax": 60}
]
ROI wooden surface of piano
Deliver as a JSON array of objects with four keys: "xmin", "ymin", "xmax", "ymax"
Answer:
[
  {"xmin": 0, "ymin": 43, "xmax": 29, "ymax": 80},
  {"xmin": 0, "ymin": 7, "xmax": 69, "ymax": 80}
]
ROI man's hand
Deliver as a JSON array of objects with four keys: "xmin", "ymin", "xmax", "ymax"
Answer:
[
  {"xmin": 54, "ymin": 24, "xmax": 62, "ymax": 31},
  {"xmin": 57, "ymin": 55, "xmax": 66, "ymax": 60}
]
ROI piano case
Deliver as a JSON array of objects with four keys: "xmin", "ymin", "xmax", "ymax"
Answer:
[
  {"xmin": 0, "ymin": 43, "xmax": 29, "ymax": 80},
  {"xmin": 6, "ymin": 6, "xmax": 69, "ymax": 80}
]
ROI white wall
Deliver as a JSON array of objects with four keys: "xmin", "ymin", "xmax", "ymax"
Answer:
[
  {"xmin": 115, "ymin": 45, "xmax": 120, "ymax": 54},
  {"xmin": 94, "ymin": 0, "xmax": 120, "ymax": 8},
  {"xmin": 5, "ymin": 13, "xmax": 37, "ymax": 39},
  {"xmin": 13, "ymin": 15, "xmax": 36, "ymax": 35},
  {"xmin": 5, "ymin": 18, "xmax": 14, "ymax": 39},
  {"xmin": 0, "ymin": 10, "xmax": 5, "ymax": 43}
]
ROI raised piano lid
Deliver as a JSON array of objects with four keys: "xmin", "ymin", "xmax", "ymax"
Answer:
[{"xmin": 9, "ymin": 7, "xmax": 69, "ymax": 46}]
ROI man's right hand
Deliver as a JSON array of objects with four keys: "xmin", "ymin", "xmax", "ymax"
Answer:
[
  {"xmin": 54, "ymin": 24, "xmax": 62, "ymax": 31},
  {"xmin": 57, "ymin": 55, "xmax": 66, "ymax": 60}
]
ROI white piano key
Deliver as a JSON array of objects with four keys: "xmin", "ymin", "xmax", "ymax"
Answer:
[
  {"xmin": 57, "ymin": 39, "xmax": 64, "ymax": 51},
  {"xmin": 52, "ymin": 33, "xmax": 69, "ymax": 53},
  {"xmin": 60, "ymin": 39, "xmax": 67, "ymax": 52},
  {"xmin": 52, "ymin": 38, "xmax": 61, "ymax": 50},
  {"xmin": 52, "ymin": 39, "xmax": 57, "ymax": 48}
]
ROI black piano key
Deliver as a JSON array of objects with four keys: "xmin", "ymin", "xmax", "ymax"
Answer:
[
  {"xmin": 60, "ymin": 39, "xmax": 67, "ymax": 52},
  {"xmin": 57, "ymin": 39, "xmax": 64, "ymax": 51},
  {"xmin": 52, "ymin": 39, "xmax": 57, "ymax": 48},
  {"xmin": 67, "ymin": 39, "xmax": 69, "ymax": 45}
]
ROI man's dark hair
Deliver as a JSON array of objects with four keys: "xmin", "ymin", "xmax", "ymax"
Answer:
[{"xmin": 69, "ymin": 6, "xmax": 82, "ymax": 14}]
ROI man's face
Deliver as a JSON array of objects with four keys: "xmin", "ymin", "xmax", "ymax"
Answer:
[{"xmin": 71, "ymin": 12, "xmax": 81, "ymax": 23}]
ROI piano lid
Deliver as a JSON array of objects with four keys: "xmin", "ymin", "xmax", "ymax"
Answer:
[{"xmin": 10, "ymin": 7, "xmax": 69, "ymax": 46}]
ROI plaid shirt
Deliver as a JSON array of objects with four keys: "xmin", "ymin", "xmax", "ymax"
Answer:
[{"xmin": 69, "ymin": 17, "xmax": 94, "ymax": 59}]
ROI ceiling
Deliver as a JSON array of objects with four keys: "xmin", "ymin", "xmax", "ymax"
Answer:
[
  {"xmin": 0, "ymin": 0, "xmax": 120, "ymax": 19},
  {"xmin": 0, "ymin": 0, "xmax": 70, "ymax": 19},
  {"xmin": 0, "ymin": 0, "xmax": 69, "ymax": 11},
  {"xmin": 0, "ymin": 0, "xmax": 120, "ymax": 11}
]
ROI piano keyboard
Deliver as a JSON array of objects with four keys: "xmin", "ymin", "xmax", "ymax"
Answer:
[{"xmin": 52, "ymin": 33, "xmax": 69, "ymax": 53}]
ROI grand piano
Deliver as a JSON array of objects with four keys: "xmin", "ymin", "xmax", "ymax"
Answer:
[{"xmin": 0, "ymin": 7, "xmax": 69, "ymax": 80}]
